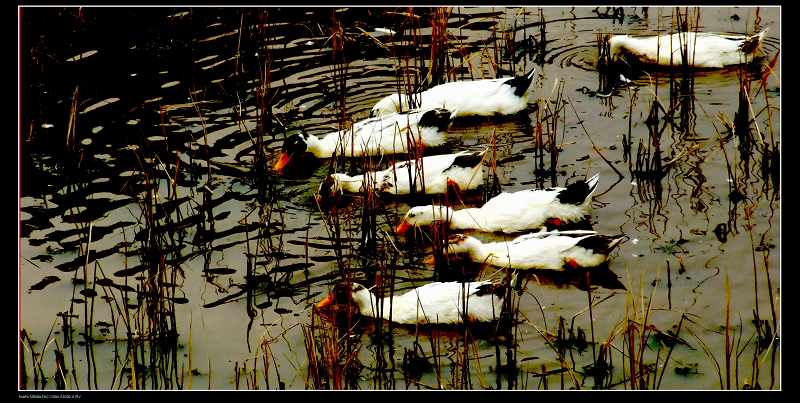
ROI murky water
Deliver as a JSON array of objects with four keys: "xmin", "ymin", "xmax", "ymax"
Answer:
[{"xmin": 20, "ymin": 6, "xmax": 780, "ymax": 390}]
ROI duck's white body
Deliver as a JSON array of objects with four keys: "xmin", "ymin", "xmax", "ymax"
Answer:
[
  {"xmin": 399, "ymin": 174, "xmax": 598, "ymax": 233},
  {"xmin": 324, "ymin": 150, "xmax": 485, "ymax": 196},
  {"xmin": 609, "ymin": 31, "xmax": 767, "ymax": 68},
  {"xmin": 372, "ymin": 68, "xmax": 536, "ymax": 117},
  {"xmin": 308, "ymin": 109, "xmax": 449, "ymax": 158},
  {"xmin": 350, "ymin": 281, "xmax": 504, "ymax": 324},
  {"xmin": 446, "ymin": 231, "xmax": 624, "ymax": 271}
]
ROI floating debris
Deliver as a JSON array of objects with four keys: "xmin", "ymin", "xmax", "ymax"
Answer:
[
  {"xmin": 204, "ymin": 267, "xmax": 237, "ymax": 275},
  {"xmin": 79, "ymin": 289, "xmax": 98, "ymax": 298},
  {"xmin": 29, "ymin": 276, "xmax": 60, "ymax": 291}
]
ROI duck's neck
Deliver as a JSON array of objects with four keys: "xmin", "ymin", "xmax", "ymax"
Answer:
[
  {"xmin": 334, "ymin": 174, "xmax": 366, "ymax": 193},
  {"xmin": 306, "ymin": 133, "xmax": 343, "ymax": 158},
  {"xmin": 417, "ymin": 126, "xmax": 446, "ymax": 148},
  {"xmin": 460, "ymin": 240, "xmax": 490, "ymax": 263},
  {"xmin": 449, "ymin": 208, "xmax": 487, "ymax": 231},
  {"xmin": 393, "ymin": 94, "xmax": 411, "ymax": 113},
  {"xmin": 337, "ymin": 172, "xmax": 386, "ymax": 194},
  {"xmin": 355, "ymin": 293, "xmax": 392, "ymax": 320}
]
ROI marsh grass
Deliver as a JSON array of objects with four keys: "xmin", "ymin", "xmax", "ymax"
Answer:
[
  {"xmin": 65, "ymin": 86, "xmax": 79, "ymax": 151},
  {"xmin": 20, "ymin": 136, "xmax": 193, "ymax": 389}
]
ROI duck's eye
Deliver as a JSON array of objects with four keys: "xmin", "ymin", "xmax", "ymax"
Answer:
[{"xmin": 352, "ymin": 284, "xmax": 364, "ymax": 291}]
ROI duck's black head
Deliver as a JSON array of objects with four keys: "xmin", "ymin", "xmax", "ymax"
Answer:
[
  {"xmin": 417, "ymin": 108, "xmax": 452, "ymax": 131},
  {"xmin": 317, "ymin": 282, "xmax": 369, "ymax": 309},
  {"xmin": 317, "ymin": 282, "xmax": 350, "ymax": 311},
  {"xmin": 315, "ymin": 174, "xmax": 344, "ymax": 209},
  {"xmin": 316, "ymin": 282, "xmax": 370, "ymax": 323},
  {"xmin": 274, "ymin": 132, "xmax": 309, "ymax": 173},
  {"xmin": 333, "ymin": 282, "xmax": 356, "ymax": 302}
]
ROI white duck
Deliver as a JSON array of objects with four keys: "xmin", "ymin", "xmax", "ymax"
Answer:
[
  {"xmin": 316, "ymin": 150, "xmax": 485, "ymax": 202},
  {"xmin": 316, "ymin": 280, "xmax": 505, "ymax": 324},
  {"xmin": 609, "ymin": 30, "xmax": 767, "ymax": 68},
  {"xmin": 371, "ymin": 67, "xmax": 536, "ymax": 118},
  {"xmin": 274, "ymin": 108, "xmax": 451, "ymax": 172},
  {"xmin": 396, "ymin": 174, "xmax": 599, "ymax": 234},
  {"xmin": 444, "ymin": 230, "xmax": 625, "ymax": 270}
]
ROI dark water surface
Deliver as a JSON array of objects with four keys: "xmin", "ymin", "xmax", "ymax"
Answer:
[{"xmin": 20, "ymin": 6, "xmax": 779, "ymax": 390}]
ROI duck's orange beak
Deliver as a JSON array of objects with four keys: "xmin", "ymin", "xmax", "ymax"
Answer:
[
  {"xmin": 274, "ymin": 153, "xmax": 291, "ymax": 173},
  {"xmin": 316, "ymin": 293, "xmax": 333, "ymax": 310},
  {"xmin": 395, "ymin": 220, "xmax": 411, "ymax": 235},
  {"xmin": 446, "ymin": 178, "xmax": 460, "ymax": 189}
]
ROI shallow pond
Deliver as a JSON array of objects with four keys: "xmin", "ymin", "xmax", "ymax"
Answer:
[{"xmin": 20, "ymin": 6, "xmax": 779, "ymax": 390}]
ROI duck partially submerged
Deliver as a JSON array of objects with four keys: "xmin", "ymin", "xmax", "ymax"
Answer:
[
  {"xmin": 274, "ymin": 108, "xmax": 452, "ymax": 172},
  {"xmin": 371, "ymin": 67, "xmax": 536, "ymax": 118},
  {"xmin": 396, "ymin": 174, "xmax": 599, "ymax": 234},
  {"xmin": 444, "ymin": 230, "xmax": 625, "ymax": 270},
  {"xmin": 316, "ymin": 150, "xmax": 485, "ymax": 203},
  {"xmin": 608, "ymin": 30, "xmax": 767, "ymax": 68},
  {"xmin": 316, "ymin": 280, "xmax": 505, "ymax": 324}
]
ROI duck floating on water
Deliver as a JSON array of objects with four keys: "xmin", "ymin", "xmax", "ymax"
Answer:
[
  {"xmin": 316, "ymin": 150, "xmax": 485, "ymax": 203},
  {"xmin": 274, "ymin": 108, "xmax": 452, "ymax": 172},
  {"xmin": 608, "ymin": 30, "xmax": 767, "ymax": 68},
  {"xmin": 371, "ymin": 67, "xmax": 537, "ymax": 118},
  {"xmin": 444, "ymin": 230, "xmax": 625, "ymax": 271},
  {"xmin": 396, "ymin": 174, "xmax": 599, "ymax": 234},
  {"xmin": 316, "ymin": 280, "xmax": 505, "ymax": 324}
]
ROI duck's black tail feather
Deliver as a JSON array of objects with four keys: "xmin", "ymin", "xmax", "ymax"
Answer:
[
  {"xmin": 449, "ymin": 150, "xmax": 486, "ymax": 170},
  {"xmin": 576, "ymin": 234, "xmax": 627, "ymax": 254},
  {"xmin": 474, "ymin": 281, "xmax": 506, "ymax": 299},
  {"xmin": 417, "ymin": 108, "xmax": 453, "ymax": 130},
  {"xmin": 504, "ymin": 66, "xmax": 537, "ymax": 97},
  {"xmin": 740, "ymin": 29, "xmax": 767, "ymax": 54},
  {"xmin": 556, "ymin": 174, "xmax": 599, "ymax": 206}
]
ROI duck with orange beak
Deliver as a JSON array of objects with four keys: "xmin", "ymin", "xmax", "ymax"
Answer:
[
  {"xmin": 315, "ymin": 149, "xmax": 486, "ymax": 206},
  {"xmin": 443, "ymin": 230, "xmax": 625, "ymax": 271},
  {"xmin": 273, "ymin": 108, "xmax": 452, "ymax": 173},
  {"xmin": 395, "ymin": 174, "xmax": 600, "ymax": 235},
  {"xmin": 273, "ymin": 133, "xmax": 307, "ymax": 173}
]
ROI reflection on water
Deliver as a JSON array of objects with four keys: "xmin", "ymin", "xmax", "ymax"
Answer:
[{"xmin": 20, "ymin": 6, "xmax": 779, "ymax": 390}]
